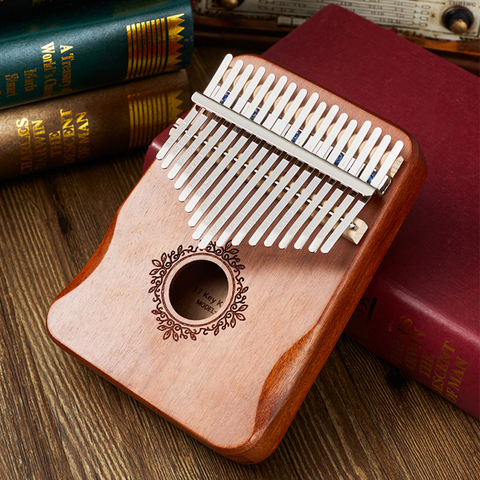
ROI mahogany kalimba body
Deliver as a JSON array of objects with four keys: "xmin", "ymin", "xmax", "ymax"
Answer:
[{"xmin": 47, "ymin": 54, "xmax": 427, "ymax": 463}]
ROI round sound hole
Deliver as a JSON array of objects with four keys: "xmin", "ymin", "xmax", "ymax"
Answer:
[{"xmin": 168, "ymin": 260, "xmax": 229, "ymax": 321}]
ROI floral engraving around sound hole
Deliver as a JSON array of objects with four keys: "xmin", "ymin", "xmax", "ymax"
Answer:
[{"xmin": 149, "ymin": 242, "xmax": 248, "ymax": 342}]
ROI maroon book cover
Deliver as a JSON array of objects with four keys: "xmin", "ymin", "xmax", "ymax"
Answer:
[{"xmin": 144, "ymin": 5, "xmax": 479, "ymax": 418}]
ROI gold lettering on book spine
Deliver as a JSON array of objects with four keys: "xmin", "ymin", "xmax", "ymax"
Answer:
[
  {"xmin": 127, "ymin": 87, "xmax": 185, "ymax": 149},
  {"xmin": 125, "ymin": 14, "xmax": 185, "ymax": 80}
]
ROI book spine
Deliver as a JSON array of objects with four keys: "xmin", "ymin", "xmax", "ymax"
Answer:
[
  {"xmin": 0, "ymin": 0, "xmax": 193, "ymax": 109},
  {"xmin": 344, "ymin": 275, "xmax": 480, "ymax": 419},
  {"xmin": 0, "ymin": 70, "xmax": 189, "ymax": 179}
]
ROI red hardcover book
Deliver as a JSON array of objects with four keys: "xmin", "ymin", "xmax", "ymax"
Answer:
[{"xmin": 144, "ymin": 5, "xmax": 479, "ymax": 419}]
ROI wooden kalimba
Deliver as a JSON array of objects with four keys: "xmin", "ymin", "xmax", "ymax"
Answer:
[{"xmin": 47, "ymin": 54, "xmax": 427, "ymax": 463}]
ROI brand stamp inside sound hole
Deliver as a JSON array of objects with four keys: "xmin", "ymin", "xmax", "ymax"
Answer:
[{"xmin": 169, "ymin": 260, "xmax": 229, "ymax": 320}]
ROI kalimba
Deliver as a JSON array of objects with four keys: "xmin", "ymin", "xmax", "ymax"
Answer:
[{"xmin": 47, "ymin": 54, "xmax": 427, "ymax": 463}]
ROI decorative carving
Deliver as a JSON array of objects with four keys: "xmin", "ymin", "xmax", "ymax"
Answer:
[{"xmin": 149, "ymin": 242, "xmax": 248, "ymax": 341}]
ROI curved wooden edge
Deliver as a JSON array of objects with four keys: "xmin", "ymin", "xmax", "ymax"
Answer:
[
  {"xmin": 49, "ymin": 215, "xmax": 118, "ymax": 304},
  {"xmin": 47, "ymin": 140, "xmax": 163, "ymax": 311},
  {"xmin": 46, "ymin": 174, "xmax": 140, "ymax": 336}
]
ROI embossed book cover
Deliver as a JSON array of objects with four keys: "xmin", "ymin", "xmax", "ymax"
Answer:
[
  {"xmin": 0, "ymin": 0, "xmax": 193, "ymax": 109},
  {"xmin": 262, "ymin": 5, "xmax": 480, "ymax": 419}
]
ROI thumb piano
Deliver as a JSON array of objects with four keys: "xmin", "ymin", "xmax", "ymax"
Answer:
[{"xmin": 47, "ymin": 54, "xmax": 427, "ymax": 463}]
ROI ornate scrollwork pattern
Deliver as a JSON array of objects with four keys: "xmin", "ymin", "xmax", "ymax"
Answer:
[{"xmin": 149, "ymin": 242, "xmax": 248, "ymax": 342}]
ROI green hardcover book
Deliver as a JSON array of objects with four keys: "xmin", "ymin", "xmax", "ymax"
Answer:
[{"xmin": 0, "ymin": 0, "xmax": 193, "ymax": 110}]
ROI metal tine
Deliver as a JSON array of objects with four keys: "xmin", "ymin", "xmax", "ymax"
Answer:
[
  {"xmin": 253, "ymin": 76, "xmax": 288, "ymax": 125},
  {"xmin": 278, "ymin": 180, "xmax": 334, "ymax": 249},
  {"xmin": 192, "ymin": 87, "xmax": 375, "ymax": 192},
  {"xmin": 252, "ymin": 100, "xmax": 328, "ymax": 246},
  {"xmin": 181, "ymin": 65, "xmax": 270, "ymax": 191},
  {"xmin": 233, "ymin": 92, "xmax": 320, "ymax": 246},
  {"xmin": 193, "ymin": 144, "xmax": 273, "ymax": 244},
  {"xmin": 222, "ymin": 91, "xmax": 318, "ymax": 246},
  {"xmin": 263, "ymin": 82, "xmax": 297, "ymax": 130},
  {"xmin": 186, "ymin": 136, "xmax": 255, "ymax": 217},
  {"xmin": 184, "ymin": 66, "xmax": 269, "ymax": 214},
  {"xmin": 157, "ymin": 108, "xmax": 198, "ymax": 164},
  {"xmin": 303, "ymin": 105, "xmax": 339, "ymax": 152},
  {"xmin": 167, "ymin": 114, "xmax": 221, "ymax": 180},
  {"xmin": 296, "ymin": 101, "xmax": 327, "ymax": 146},
  {"xmin": 348, "ymin": 127, "xmax": 382, "ymax": 177},
  {"xmin": 315, "ymin": 112, "xmax": 348, "ymax": 159},
  {"xmin": 214, "ymin": 60, "xmax": 245, "ymax": 105},
  {"xmin": 320, "ymin": 195, "xmax": 367, "ymax": 253},
  {"xmin": 292, "ymin": 186, "xmax": 344, "ymax": 250},
  {"xmin": 359, "ymin": 134, "xmax": 391, "ymax": 183},
  {"xmin": 230, "ymin": 66, "xmax": 266, "ymax": 115},
  {"xmin": 167, "ymin": 60, "xmax": 244, "ymax": 179},
  {"xmin": 314, "ymin": 135, "xmax": 399, "ymax": 253},
  {"xmin": 188, "ymin": 72, "xmax": 294, "ymax": 225},
  {"xmin": 242, "ymin": 73, "xmax": 275, "ymax": 119},
  {"xmin": 285, "ymin": 92, "xmax": 319, "ymax": 141},
  {"xmin": 160, "ymin": 109, "xmax": 212, "ymax": 169},
  {"xmin": 271, "ymin": 88, "xmax": 307, "ymax": 135},
  {"xmin": 326, "ymin": 119, "xmax": 357, "ymax": 166},
  {"xmin": 337, "ymin": 121, "xmax": 371, "ymax": 170},
  {"xmin": 188, "ymin": 77, "xmax": 287, "ymax": 221},
  {"xmin": 228, "ymin": 65, "xmax": 256, "ymax": 110},
  {"xmin": 264, "ymin": 173, "xmax": 322, "ymax": 247},
  {"xmin": 371, "ymin": 140, "xmax": 404, "ymax": 188},
  {"xmin": 257, "ymin": 102, "xmax": 351, "ymax": 248},
  {"xmin": 288, "ymin": 112, "xmax": 350, "ymax": 249},
  {"xmin": 184, "ymin": 91, "xmax": 374, "ymax": 190},
  {"xmin": 181, "ymin": 131, "xmax": 248, "ymax": 205},
  {"xmin": 175, "ymin": 64, "xmax": 256, "ymax": 191},
  {"xmin": 197, "ymin": 83, "xmax": 306, "ymax": 247},
  {"xmin": 249, "ymin": 168, "xmax": 312, "ymax": 246},
  {"xmin": 218, "ymin": 157, "xmax": 290, "ymax": 247},
  {"xmin": 185, "ymin": 74, "xmax": 281, "ymax": 214},
  {"xmin": 306, "ymin": 191, "xmax": 356, "ymax": 252},
  {"xmin": 182, "ymin": 92, "xmax": 375, "ymax": 193},
  {"xmin": 240, "ymin": 164, "xmax": 301, "ymax": 246},
  {"xmin": 157, "ymin": 53, "xmax": 233, "ymax": 165},
  {"xmin": 204, "ymin": 53, "xmax": 235, "ymax": 98},
  {"xmin": 174, "ymin": 125, "xmax": 232, "ymax": 191}
]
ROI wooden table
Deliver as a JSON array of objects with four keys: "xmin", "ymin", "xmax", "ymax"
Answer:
[{"xmin": 0, "ymin": 45, "xmax": 478, "ymax": 479}]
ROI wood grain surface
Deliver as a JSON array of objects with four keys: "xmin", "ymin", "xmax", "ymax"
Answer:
[{"xmin": 0, "ymin": 46, "xmax": 479, "ymax": 478}]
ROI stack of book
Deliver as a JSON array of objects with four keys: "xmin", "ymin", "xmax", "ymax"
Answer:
[{"xmin": 0, "ymin": 0, "xmax": 194, "ymax": 179}]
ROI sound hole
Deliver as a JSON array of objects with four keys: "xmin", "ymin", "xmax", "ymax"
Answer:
[{"xmin": 169, "ymin": 260, "xmax": 229, "ymax": 321}]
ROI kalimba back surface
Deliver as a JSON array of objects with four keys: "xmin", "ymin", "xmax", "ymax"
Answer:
[{"xmin": 47, "ymin": 54, "xmax": 426, "ymax": 463}]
